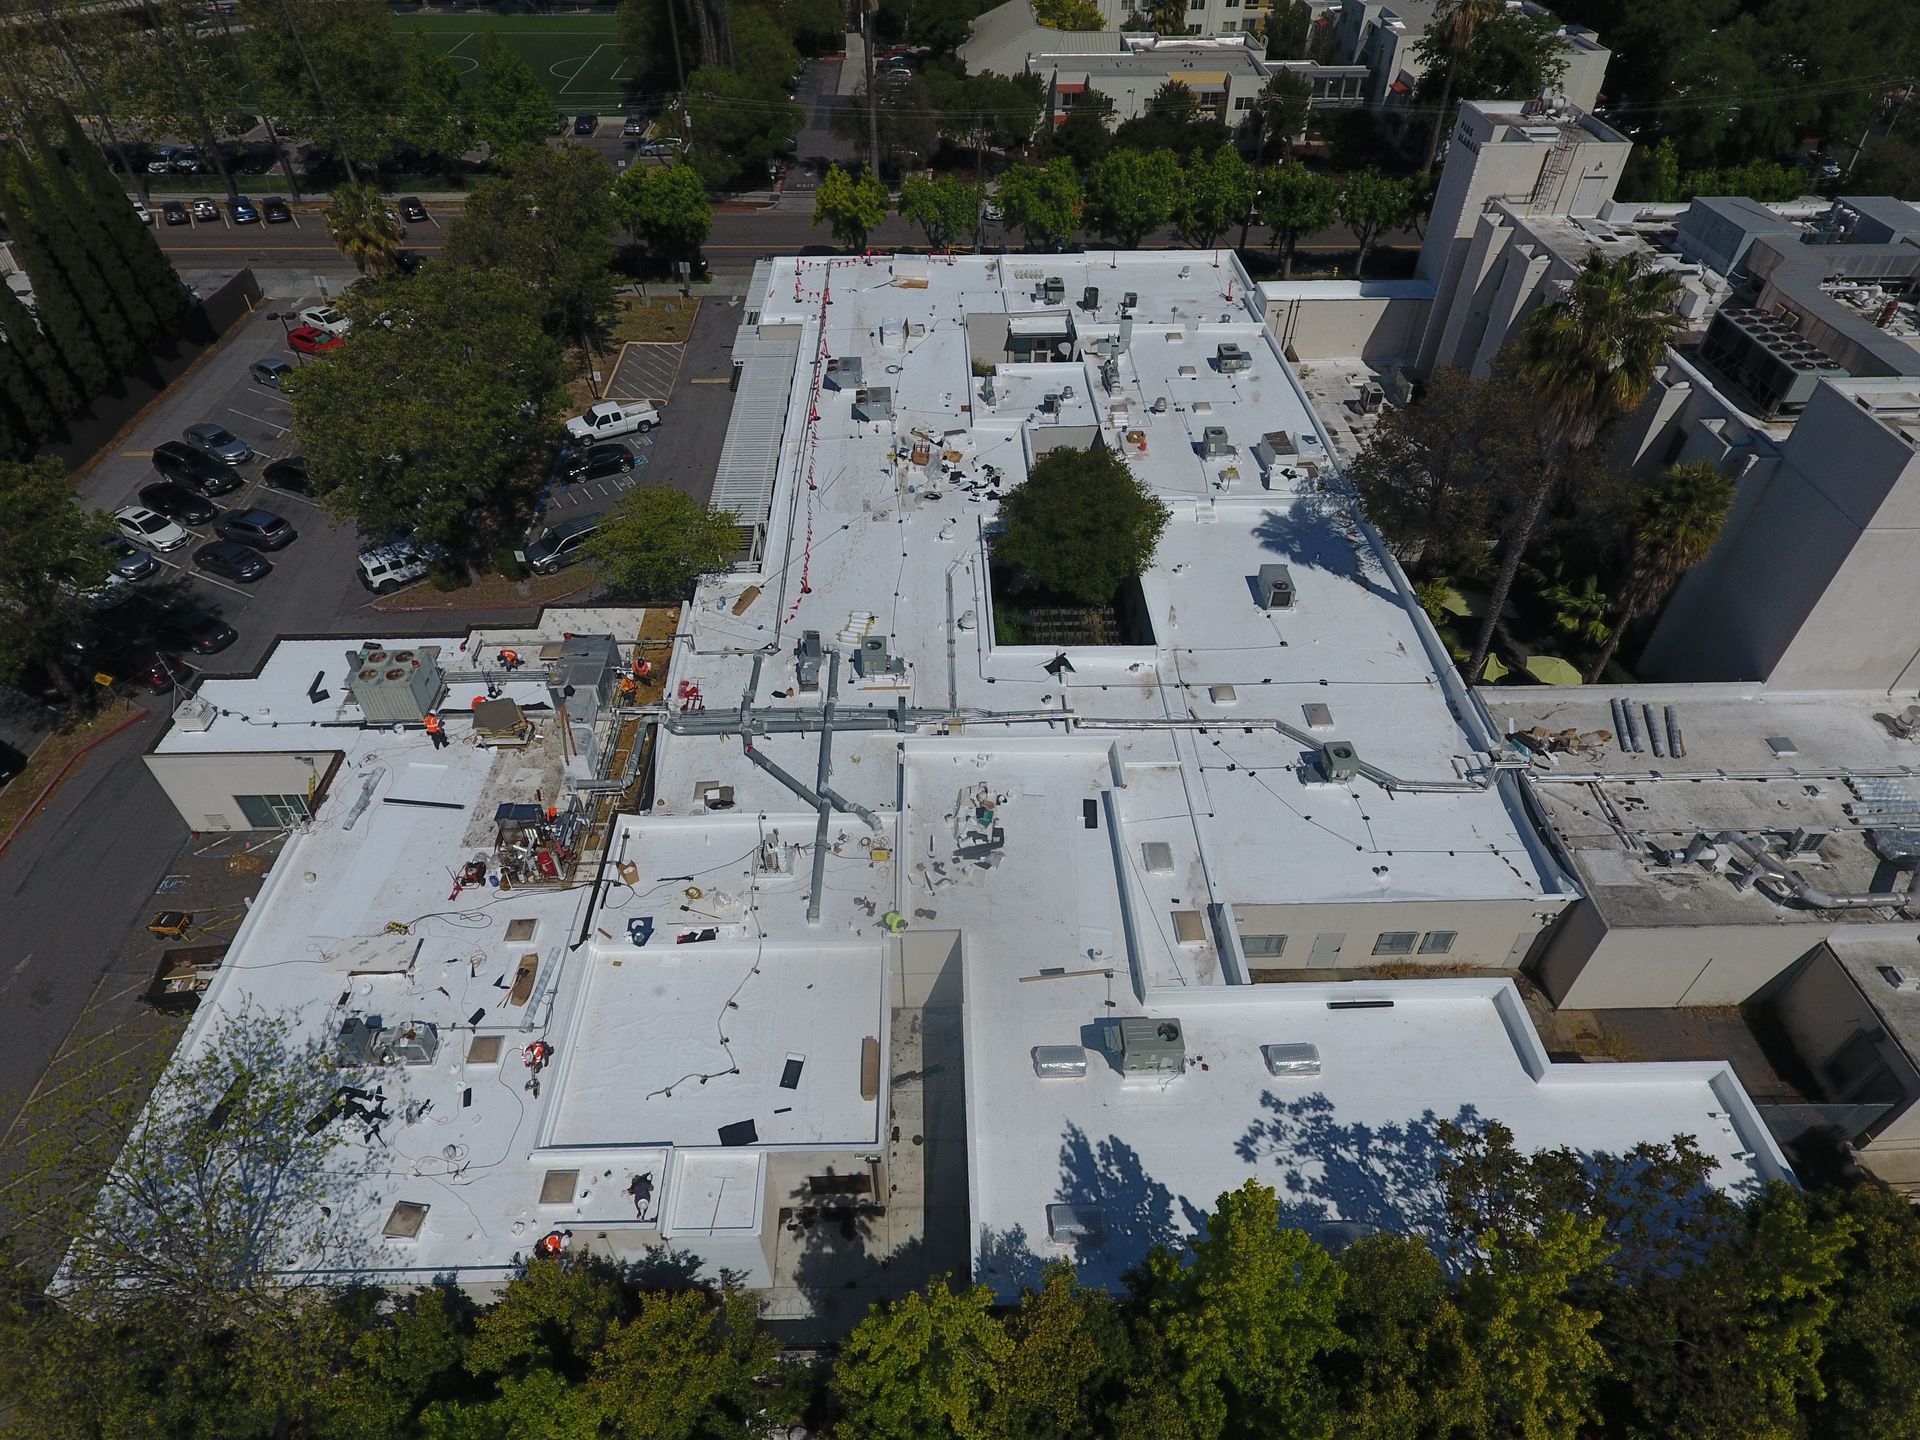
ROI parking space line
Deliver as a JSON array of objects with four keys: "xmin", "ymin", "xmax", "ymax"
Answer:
[
  {"xmin": 121, "ymin": 449, "xmax": 153, "ymax": 458},
  {"xmin": 228, "ymin": 408, "xmax": 291, "ymax": 434}
]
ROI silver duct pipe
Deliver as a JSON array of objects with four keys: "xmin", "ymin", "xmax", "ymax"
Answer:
[
  {"xmin": 1714, "ymin": 830, "xmax": 1920, "ymax": 911},
  {"xmin": 1071, "ymin": 717, "xmax": 1498, "ymax": 793},
  {"xmin": 1644, "ymin": 703, "xmax": 1665, "ymax": 758}
]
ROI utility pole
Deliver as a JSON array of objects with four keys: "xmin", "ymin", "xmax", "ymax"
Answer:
[
  {"xmin": 275, "ymin": 0, "xmax": 358, "ymax": 184},
  {"xmin": 209, "ymin": 0, "xmax": 301, "ymax": 200},
  {"xmin": 664, "ymin": 0, "xmax": 690, "ymax": 148},
  {"xmin": 865, "ymin": 0, "xmax": 880, "ymax": 180}
]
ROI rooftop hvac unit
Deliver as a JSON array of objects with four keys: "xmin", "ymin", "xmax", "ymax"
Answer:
[
  {"xmin": 795, "ymin": 630, "xmax": 824, "ymax": 692},
  {"xmin": 1122, "ymin": 291, "xmax": 1138, "ymax": 309},
  {"xmin": 852, "ymin": 385, "xmax": 893, "ymax": 422},
  {"xmin": 1100, "ymin": 355, "xmax": 1121, "ymax": 393},
  {"xmin": 1201, "ymin": 425, "xmax": 1232, "ymax": 457},
  {"xmin": 1041, "ymin": 392, "xmax": 1061, "ymax": 414},
  {"xmin": 856, "ymin": 633, "xmax": 901, "ymax": 678},
  {"xmin": 824, "ymin": 355, "xmax": 863, "ymax": 389},
  {"xmin": 1357, "ymin": 379, "xmax": 1385, "ymax": 413},
  {"xmin": 1046, "ymin": 1202, "xmax": 1104, "ymax": 1241},
  {"xmin": 1031, "ymin": 1045, "xmax": 1089, "ymax": 1078},
  {"xmin": 1257, "ymin": 563, "xmax": 1295, "ymax": 610},
  {"xmin": 1318, "ymin": 740, "xmax": 1360, "ymax": 783},
  {"xmin": 1043, "ymin": 275, "xmax": 1065, "ymax": 305},
  {"xmin": 333, "ymin": 1016, "xmax": 380, "ymax": 1066},
  {"xmin": 171, "ymin": 695, "xmax": 217, "ymax": 732},
  {"xmin": 1216, "ymin": 342, "xmax": 1252, "ymax": 373},
  {"xmin": 1107, "ymin": 1016, "xmax": 1186, "ymax": 1076},
  {"xmin": 379, "ymin": 1021, "xmax": 440, "ymax": 1066},
  {"xmin": 1261, "ymin": 1042, "xmax": 1322, "ymax": 1077},
  {"xmin": 345, "ymin": 643, "xmax": 445, "ymax": 726},
  {"xmin": 1081, "ymin": 285, "xmax": 1099, "ymax": 310}
]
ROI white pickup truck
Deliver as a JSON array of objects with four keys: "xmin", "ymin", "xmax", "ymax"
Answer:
[{"xmin": 566, "ymin": 400, "xmax": 660, "ymax": 442}]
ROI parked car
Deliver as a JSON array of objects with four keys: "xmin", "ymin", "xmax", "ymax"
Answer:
[
  {"xmin": 637, "ymin": 140, "xmax": 680, "ymax": 158},
  {"xmin": 558, "ymin": 440, "xmax": 635, "ymax": 483},
  {"xmin": 146, "ymin": 147, "xmax": 179, "ymax": 175},
  {"xmin": 153, "ymin": 441, "xmax": 243, "ymax": 495},
  {"xmin": 565, "ymin": 400, "xmax": 659, "ymax": 442},
  {"xmin": 184, "ymin": 423, "xmax": 252, "ymax": 464},
  {"xmin": 138, "ymin": 480, "xmax": 218, "ymax": 526},
  {"xmin": 228, "ymin": 197, "xmax": 259, "ymax": 224},
  {"xmin": 214, "ymin": 507, "xmax": 296, "ymax": 550},
  {"xmin": 171, "ymin": 146, "xmax": 201, "ymax": 173},
  {"xmin": 298, "ymin": 305, "xmax": 349, "ymax": 336},
  {"xmin": 397, "ymin": 195, "xmax": 428, "ymax": 223},
  {"xmin": 261, "ymin": 196, "xmax": 292, "ymax": 223},
  {"xmin": 193, "ymin": 541, "xmax": 271, "ymax": 582},
  {"xmin": 261, "ymin": 455, "xmax": 310, "ymax": 491},
  {"xmin": 131, "ymin": 199, "xmax": 152, "ymax": 226},
  {"xmin": 515, "ymin": 512, "xmax": 605, "ymax": 575},
  {"xmin": 574, "ymin": 113, "xmax": 598, "ymax": 135},
  {"xmin": 622, "ymin": 115, "xmax": 647, "ymax": 137},
  {"xmin": 394, "ymin": 250, "xmax": 425, "ymax": 275},
  {"xmin": 98, "ymin": 535, "xmax": 158, "ymax": 581},
  {"xmin": 189, "ymin": 196, "xmax": 217, "ymax": 221},
  {"xmin": 161, "ymin": 199, "xmax": 189, "ymax": 226},
  {"xmin": 113, "ymin": 504, "xmax": 191, "ymax": 552},
  {"xmin": 125, "ymin": 648, "xmax": 195, "ymax": 693},
  {"xmin": 158, "ymin": 611, "xmax": 238, "ymax": 656},
  {"xmin": 286, "ymin": 324, "xmax": 341, "ymax": 355},
  {"xmin": 250, "ymin": 358, "xmax": 294, "ymax": 388},
  {"xmin": 0, "ymin": 740, "xmax": 23, "ymax": 791},
  {"xmin": 79, "ymin": 573, "xmax": 133, "ymax": 610},
  {"xmin": 356, "ymin": 540, "xmax": 438, "ymax": 593}
]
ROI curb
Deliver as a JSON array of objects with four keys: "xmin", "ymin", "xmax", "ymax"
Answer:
[{"xmin": 0, "ymin": 706, "xmax": 150, "ymax": 862}]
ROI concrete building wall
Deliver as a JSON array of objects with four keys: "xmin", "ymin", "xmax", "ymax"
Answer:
[
  {"xmin": 1640, "ymin": 380, "xmax": 1920, "ymax": 691},
  {"xmin": 144, "ymin": 750, "xmax": 339, "ymax": 832},
  {"xmin": 1263, "ymin": 286, "xmax": 1432, "ymax": 359},
  {"xmin": 1229, "ymin": 895, "xmax": 1564, "ymax": 972},
  {"xmin": 1532, "ymin": 905, "xmax": 1829, "ymax": 1009}
]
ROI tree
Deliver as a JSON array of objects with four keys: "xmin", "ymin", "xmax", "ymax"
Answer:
[
  {"xmin": 617, "ymin": 161, "xmax": 712, "ymax": 270},
  {"xmin": 0, "ymin": 157, "xmax": 112, "ymax": 399},
  {"xmin": 995, "ymin": 442, "xmax": 1171, "ymax": 603},
  {"xmin": 1154, "ymin": 1181, "xmax": 1343, "ymax": 1440},
  {"xmin": 1143, "ymin": 0, "xmax": 1188, "ymax": 36},
  {"xmin": 1583, "ymin": 460, "xmax": 1732, "ymax": 680},
  {"xmin": 1253, "ymin": 69, "xmax": 1313, "ymax": 161},
  {"xmin": 400, "ymin": 28, "xmax": 477, "ymax": 166},
  {"xmin": 1808, "ymin": 1185, "xmax": 1920, "ymax": 1440},
  {"xmin": 1415, "ymin": 6, "xmax": 1567, "ymax": 122},
  {"xmin": 0, "ymin": 275, "xmax": 80, "ymax": 421},
  {"xmin": 1680, "ymin": 158, "xmax": 1806, "ymax": 202},
  {"xmin": 1323, "ymin": 1235, "xmax": 1485, "ymax": 1440},
  {"xmin": 830, "ymin": 1277, "xmax": 1013, "ymax": 1440},
  {"xmin": 325, "ymin": 179, "xmax": 404, "ymax": 277},
  {"xmin": 617, "ymin": 0, "xmax": 697, "ymax": 95},
  {"xmin": 1261, "ymin": 162, "xmax": 1338, "ymax": 277},
  {"xmin": 1851, "ymin": 136, "xmax": 1920, "ymax": 200},
  {"xmin": 1465, "ymin": 252, "xmax": 1682, "ymax": 682},
  {"xmin": 900, "ymin": 174, "xmax": 984, "ymax": 250},
  {"xmin": 1035, "ymin": 0, "xmax": 1104, "ymax": 28},
  {"xmin": 586, "ymin": 484, "xmax": 739, "ymax": 597},
  {"xmin": 24, "ymin": 117, "xmax": 160, "ymax": 347},
  {"xmin": 813, "ymin": 163, "xmax": 889, "ymax": 250},
  {"xmin": 986, "ymin": 1265, "xmax": 1132, "ymax": 1440},
  {"xmin": 1046, "ymin": 90, "xmax": 1116, "ymax": 169},
  {"xmin": 12, "ymin": 153, "xmax": 140, "ymax": 375},
  {"xmin": 584, "ymin": 1289, "xmax": 791, "ymax": 1438},
  {"xmin": 287, "ymin": 264, "xmax": 568, "ymax": 555},
  {"xmin": 939, "ymin": 70, "xmax": 1045, "ymax": 158},
  {"xmin": 56, "ymin": 106, "xmax": 187, "ymax": 335},
  {"xmin": 0, "ymin": 457, "xmax": 110, "ymax": 694},
  {"xmin": 1085, "ymin": 147, "xmax": 1181, "ymax": 247},
  {"xmin": 1417, "ymin": 0, "xmax": 1502, "ymax": 172},
  {"xmin": 1178, "ymin": 144, "xmax": 1257, "ymax": 249},
  {"xmin": 447, "ymin": 144, "xmax": 621, "ymax": 341},
  {"xmin": 835, "ymin": 77, "xmax": 944, "ymax": 180},
  {"xmin": 683, "ymin": 64, "xmax": 802, "ymax": 190},
  {"xmin": 998, "ymin": 158, "xmax": 1083, "ymax": 249},
  {"xmin": 33, "ymin": 1009, "xmax": 364, "ymax": 1329},
  {"xmin": 474, "ymin": 31, "xmax": 557, "ymax": 157},
  {"xmin": 238, "ymin": 0, "xmax": 405, "ymax": 175},
  {"xmin": 1266, "ymin": 0, "xmax": 1315, "ymax": 59},
  {"xmin": 1338, "ymin": 168, "xmax": 1414, "ymax": 277}
]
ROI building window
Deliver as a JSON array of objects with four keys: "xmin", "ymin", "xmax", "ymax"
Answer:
[
  {"xmin": 1418, "ymin": 931, "xmax": 1457, "ymax": 955},
  {"xmin": 1188, "ymin": 0, "xmax": 1203, "ymax": 9},
  {"xmin": 235, "ymin": 793, "xmax": 311, "ymax": 828},
  {"xmin": 1221, "ymin": 18, "xmax": 1238, "ymax": 28},
  {"xmin": 1226, "ymin": 0, "xmax": 1240, "ymax": 7},
  {"xmin": 1371, "ymin": 931, "xmax": 1418, "ymax": 956},
  {"xmin": 1242, "ymin": 933, "xmax": 1287, "ymax": 957},
  {"xmin": 1234, "ymin": 96, "xmax": 1254, "ymax": 110},
  {"xmin": 1186, "ymin": 23, "xmax": 1202, "ymax": 33}
]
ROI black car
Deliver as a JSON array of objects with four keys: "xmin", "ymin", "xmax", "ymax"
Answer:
[
  {"xmin": 193, "ymin": 541, "xmax": 271, "ymax": 582},
  {"xmin": 138, "ymin": 480, "xmax": 219, "ymax": 526},
  {"xmin": 261, "ymin": 455, "xmax": 310, "ymax": 491},
  {"xmin": 152, "ymin": 441, "xmax": 243, "ymax": 496},
  {"xmin": 158, "ymin": 611, "xmax": 238, "ymax": 656},
  {"xmin": 573, "ymin": 113, "xmax": 598, "ymax": 135},
  {"xmin": 161, "ymin": 199, "xmax": 190, "ymax": 226},
  {"xmin": 559, "ymin": 441, "xmax": 635, "ymax": 483},
  {"xmin": 397, "ymin": 195, "xmax": 428, "ymax": 223},
  {"xmin": 0, "ymin": 740, "xmax": 24, "ymax": 791},
  {"xmin": 394, "ymin": 250, "xmax": 425, "ymax": 275},
  {"xmin": 214, "ymin": 507, "xmax": 296, "ymax": 550},
  {"xmin": 261, "ymin": 196, "xmax": 292, "ymax": 223}
]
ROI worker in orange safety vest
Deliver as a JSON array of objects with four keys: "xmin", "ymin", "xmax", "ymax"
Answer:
[{"xmin": 423, "ymin": 711, "xmax": 448, "ymax": 749}]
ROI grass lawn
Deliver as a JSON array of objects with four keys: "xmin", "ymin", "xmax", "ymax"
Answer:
[
  {"xmin": 398, "ymin": 12, "xmax": 630, "ymax": 109},
  {"xmin": 0, "ymin": 699, "xmax": 144, "ymax": 850},
  {"xmin": 610, "ymin": 295, "xmax": 700, "ymax": 344}
]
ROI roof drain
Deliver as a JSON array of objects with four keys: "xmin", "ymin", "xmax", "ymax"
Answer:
[{"xmin": 1713, "ymin": 830, "xmax": 1920, "ymax": 911}]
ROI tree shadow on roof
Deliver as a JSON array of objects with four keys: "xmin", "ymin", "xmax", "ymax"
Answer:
[{"xmin": 1253, "ymin": 502, "xmax": 1401, "ymax": 606}]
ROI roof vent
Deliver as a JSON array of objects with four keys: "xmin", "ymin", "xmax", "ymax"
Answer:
[
  {"xmin": 1141, "ymin": 841, "xmax": 1174, "ymax": 873},
  {"xmin": 1261, "ymin": 1042, "xmax": 1322, "ymax": 1077},
  {"xmin": 1878, "ymin": 965, "xmax": 1920, "ymax": 992},
  {"xmin": 1032, "ymin": 1045, "xmax": 1089, "ymax": 1078}
]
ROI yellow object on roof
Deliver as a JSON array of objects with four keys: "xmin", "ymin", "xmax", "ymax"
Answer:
[{"xmin": 1182, "ymin": 71, "xmax": 1228, "ymax": 88}]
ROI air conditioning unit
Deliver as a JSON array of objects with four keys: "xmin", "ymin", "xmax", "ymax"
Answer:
[
  {"xmin": 1257, "ymin": 563, "xmax": 1295, "ymax": 610},
  {"xmin": 1106, "ymin": 1016, "xmax": 1185, "ymax": 1076},
  {"xmin": 856, "ymin": 633, "xmax": 899, "ymax": 677},
  {"xmin": 1318, "ymin": 740, "xmax": 1360, "ymax": 783},
  {"xmin": 1043, "ymin": 275, "xmax": 1065, "ymax": 305},
  {"xmin": 1081, "ymin": 285, "xmax": 1099, "ymax": 310},
  {"xmin": 1216, "ymin": 342, "xmax": 1251, "ymax": 373},
  {"xmin": 1201, "ymin": 425, "xmax": 1232, "ymax": 457}
]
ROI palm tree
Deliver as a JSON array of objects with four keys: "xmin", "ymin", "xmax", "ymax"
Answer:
[
  {"xmin": 1465, "ymin": 252, "xmax": 1683, "ymax": 683},
  {"xmin": 1420, "ymin": 0, "xmax": 1502, "ymax": 173},
  {"xmin": 325, "ymin": 181, "xmax": 402, "ymax": 276},
  {"xmin": 1583, "ymin": 461, "xmax": 1734, "ymax": 681}
]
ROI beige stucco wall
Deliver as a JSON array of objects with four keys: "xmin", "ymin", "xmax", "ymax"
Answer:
[
  {"xmin": 1265, "ymin": 292, "xmax": 1432, "ymax": 361},
  {"xmin": 1533, "ymin": 901, "xmax": 1829, "ymax": 1008},
  {"xmin": 144, "ymin": 750, "xmax": 341, "ymax": 832},
  {"xmin": 1230, "ymin": 895, "xmax": 1564, "ymax": 972}
]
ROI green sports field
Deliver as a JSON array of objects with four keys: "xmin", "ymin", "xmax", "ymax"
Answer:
[{"xmin": 400, "ymin": 13, "xmax": 632, "ymax": 110}]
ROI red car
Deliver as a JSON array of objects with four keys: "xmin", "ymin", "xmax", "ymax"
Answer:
[{"xmin": 287, "ymin": 324, "xmax": 343, "ymax": 355}]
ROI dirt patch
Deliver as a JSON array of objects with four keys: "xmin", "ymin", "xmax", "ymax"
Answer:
[
  {"xmin": 611, "ymin": 296, "xmax": 700, "ymax": 344},
  {"xmin": 0, "ymin": 700, "xmax": 147, "ymax": 853},
  {"xmin": 370, "ymin": 568, "xmax": 596, "ymax": 611}
]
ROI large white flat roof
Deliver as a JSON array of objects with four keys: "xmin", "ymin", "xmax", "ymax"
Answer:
[{"xmin": 963, "ymin": 971, "xmax": 1793, "ymax": 1296}]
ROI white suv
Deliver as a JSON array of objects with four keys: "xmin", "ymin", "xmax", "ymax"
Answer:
[{"xmin": 356, "ymin": 541, "xmax": 437, "ymax": 594}]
